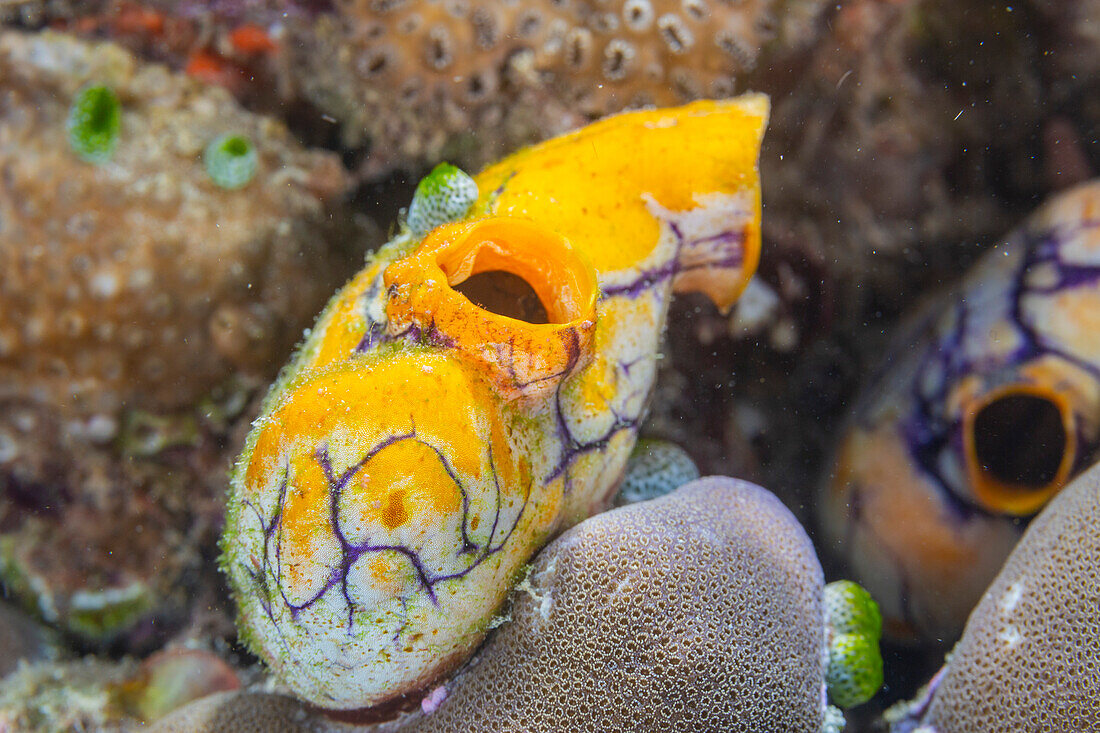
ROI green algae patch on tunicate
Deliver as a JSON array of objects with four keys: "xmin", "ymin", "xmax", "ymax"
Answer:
[
  {"xmin": 204, "ymin": 134, "xmax": 258, "ymax": 190},
  {"xmin": 67, "ymin": 84, "xmax": 122, "ymax": 164},
  {"xmin": 407, "ymin": 162, "xmax": 478, "ymax": 237}
]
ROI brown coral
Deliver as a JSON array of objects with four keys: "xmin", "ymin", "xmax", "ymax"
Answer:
[
  {"xmin": 390, "ymin": 476, "xmax": 825, "ymax": 732},
  {"xmin": 0, "ymin": 29, "xmax": 364, "ymax": 644},
  {"xmin": 288, "ymin": 0, "xmax": 825, "ymax": 174}
]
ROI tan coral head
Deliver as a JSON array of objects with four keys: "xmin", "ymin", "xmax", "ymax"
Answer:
[{"xmin": 384, "ymin": 217, "xmax": 598, "ymax": 402}]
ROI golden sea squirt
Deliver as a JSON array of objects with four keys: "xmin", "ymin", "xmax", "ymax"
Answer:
[
  {"xmin": 819, "ymin": 180, "xmax": 1100, "ymax": 644},
  {"xmin": 221, "ymin": 95, "xmax": 768, "ymax": 710}
]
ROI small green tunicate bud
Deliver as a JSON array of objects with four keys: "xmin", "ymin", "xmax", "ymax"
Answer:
[
  {"xmin": 204, "ymin": 133, "xmax": 258, "ymax": 189},
  {"xmin": 826, "ymin": 632, "xmax": 884, "ymax": 709},
  {"xmin": 67, "ymin": 84, "xmax": 121, "ymax": 164},
  {"xmin": 616, "ymin": 438, "xmax": 701, "ymax": 505},
  {"xmin": 824, "ymin": 580, "xmax": 883, "ymax": 639},
  {"xmin": 407, "ymin": 162, "xmax": 478, "ymax": 237}
]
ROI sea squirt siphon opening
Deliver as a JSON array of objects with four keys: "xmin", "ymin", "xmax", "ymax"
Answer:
[
  {"xmin": 383, "ymin": 217, "xmax": 598, "ymax": 401},
  {"xmin": 453, "ymin": 271, "xmax": 550, "ymax": 324},
  {"xmin": 965, "ymin": 386, "xmax": 1076, "ymax": 516}
]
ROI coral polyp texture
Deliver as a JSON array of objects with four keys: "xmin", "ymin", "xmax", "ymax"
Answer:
[
  {"xmin": 819, "ymin": 180, "xmax": 1100, "ymax": 644},
  {"xmin": 889, "ymin": 460, "xmax": 1100, "ymax": 733},
  {"xmin": 5, "ymin": 0, "xmax": 827, "ymax": 176},
  {"xmin": 222, "ymin": 95, "xmax": 768, "ymax": 709},
  {"xmin": 392, "ymin": 477, "xmax": 826, "ymax": 731},
  {"xmin": 0, "ymin": 29, "xmax": 361, "ymax": 643},
  {"xmin": 288, "ymin": 0, "xmax": 820, "ymax": 174}
]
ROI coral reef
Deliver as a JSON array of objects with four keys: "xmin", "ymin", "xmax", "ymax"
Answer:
[
  {"xmin": 0, "ymin": 647, "xmax": 243, "ymax": 731},
  {"xmin": 0, "ymin": 657, "xmax": 140, "ymax": 732},
  {"xmin": 291, "ymin": 0, "xmax": 823, "ymax": 174},
  {"xmin": 223, "ymin": 96, "xmax": 768, "ymax": 710},
  {"xmin": 819, "ymin": 180, "xmax": 1100, "ymax": 643},
  {"xmin": 389, "ymin": 476, "xmax": 826, "ymax": 731},
  {"xmin": 0, "ymin": 29, "xmax": 366, "ymax": 645},
  {"xmin": 887, "ymin": 460, "xmax": 1100, "ymax": 732},
  {"xmin": 0, "ymin": 1, "xmax": 1098, "ymax": 730},
  {"xmin": 0, "ymin": 0, "xmax": 827, "ymax": 177}
]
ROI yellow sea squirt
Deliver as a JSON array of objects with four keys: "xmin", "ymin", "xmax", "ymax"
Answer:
[{"xmin": 221, "ymin": 95, "xmax": 768, "ymax": 709}]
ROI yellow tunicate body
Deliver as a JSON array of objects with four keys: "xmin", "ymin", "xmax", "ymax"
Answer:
[{"xmin": 222, "ymin": 95, "xmax": 768, "ymax": 709}]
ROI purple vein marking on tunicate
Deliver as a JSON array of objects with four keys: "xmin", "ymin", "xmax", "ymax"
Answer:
[
  {"xmin": 421, "ymin": 442, "xmax": 531, "ymax": 585},
  {"xmin": 601, "ymin": 224, "xmax": 745, "ymax": 299},
  {"xmin": 390, "ymin": 595, "xmax": 412, "ymax": 647},
  {"xmin": 240, "ymin": 469, "xmax": 302, "ymax": 660},
  {"xmin": 411, "ymin": 439, "xmax": 479, "ymax": 556},
  {"xmin": 487, "ymin": 171, "xmax": 518, "ymax": 208},
  {"xmin": 619, "ymin": 354, "xmax": 644, "ymax": 377},
  {"xmin": 280, "ymin": 426, "xmax": 528, "ymax": 632},
  {"xmin": 1013, "ymin": 224, "xmax": 1100, "ymax": 383},
  {"xmin": 355, "ymin": 321, "xmax": 386, "ymax": 354},
  {"xmin": 482, "ymin": 441, "xmax": 532, "ymax": 555},
  {"xmin": 316, "ymin": 432, "xmax": 432, "ymax": 628},
  {"xmin": 547, "ymin": 390, "xmax": 641, "ymax": 488},
  {"xmin": 896, "ymin": 296, "xmax": 994, "ymax": 521},
  {"xmin": 388, "ymin": 318, "xmax": 457, "ymax": 351},
  {"xmin": 494, "ymin": 330, "xmax": 582, "ymax": 391},
  {"xmin": 266, "ymin": 432, "xmax": 414, "ymax": 625},
  {"xmin": 354, "ymin": 278, "xmax": 383, "ymax": 346},
  {"xmin": 1024, "ymin": 220, "xmax": 1100, "ymax": 294}
]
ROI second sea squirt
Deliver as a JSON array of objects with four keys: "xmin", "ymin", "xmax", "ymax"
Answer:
[
  {"xmin": 819, "ymin": 180, "xmax": 1100, "ymax": 644},
  {"xmin": 221, "ymin": 95, "xmax": 769, "ymax": 710}
]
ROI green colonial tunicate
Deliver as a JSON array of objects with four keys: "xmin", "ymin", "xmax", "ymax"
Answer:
[
  {"xmin": 204, "ymin": 133, "xmax": 258, "ymax": 189},
  {"xmin": 824, "ymin": 580, "xmax": 883, "ymax": 639},
  {"xmin": 823, "ymin": 580, "xmax": 883, "ymax": 708},
  {"xmin": 407, "ymin": 162, "xmax": 478, "ymax": 237},
  {"xmin": 616, "ymin": 438, "xmax": 701, "ymax": 505},
  {"xmin": 826, "ymin": 632, "xmax": 884, "ymax": 708},
  {"xmin": 67, "ymin": 85, "xmax": 121, "ymax": 164}
]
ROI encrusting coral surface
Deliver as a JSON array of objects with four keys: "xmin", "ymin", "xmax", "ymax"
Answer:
[
  {"xmin": 0, "ymin": 28, "xmax": 365, "ymax": 645},
  {"xmin": 888, "ymin": 460, "xmax": 1100, "ymax": 732}
]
